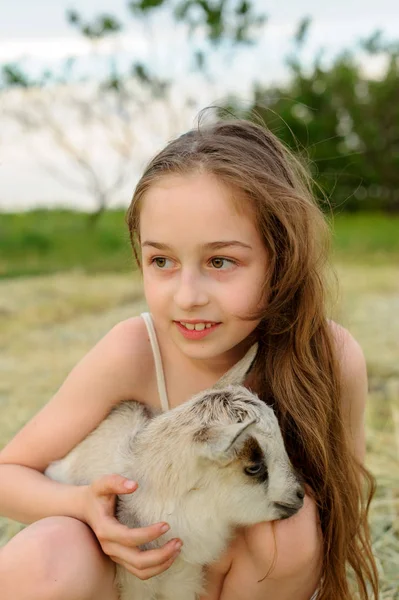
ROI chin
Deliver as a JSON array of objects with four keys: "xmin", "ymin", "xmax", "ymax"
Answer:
[{"xmin": 175, "ymin": 338, "xmax": 237, "ymax": 361}]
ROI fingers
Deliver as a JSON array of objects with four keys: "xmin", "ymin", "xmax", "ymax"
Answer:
[
  {"xmin": 121, "ymin": 554, "xmax": 177, "ymax": 580},
  {"xmin": 112, "ymin": 540, "xmax": 182, "ymax": 580},
  {"xmin": 111, "ymin": 537, "xmax": 182, "ymax": 571},
  {"xmin": 89, "ymin": 473, "xmax": 184, "ymax": 580},
  {"xmin": 92, "ymin": 474, "xmax": 138, "ymax": 497},
  {"xmin": 120, "ymin": 522, "xmax": 174, "ymax": 548},
  {"xmin": 98, "ymin": 518, "xmax": 173, "ymax": 548}
]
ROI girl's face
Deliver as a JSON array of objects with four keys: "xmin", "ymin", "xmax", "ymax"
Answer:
[{"xmin": 139, "ymin": 172, "xmax": 269, "ymax": 363}]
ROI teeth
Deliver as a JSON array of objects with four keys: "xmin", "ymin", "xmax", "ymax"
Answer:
[{"xmin": 180, "ymin": 322, "xmax": 214, "ymax": 331}]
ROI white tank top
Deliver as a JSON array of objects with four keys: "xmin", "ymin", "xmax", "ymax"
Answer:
[{"xmin": 141, "ymin": 312, "xmax": 170, "ymax": 412}]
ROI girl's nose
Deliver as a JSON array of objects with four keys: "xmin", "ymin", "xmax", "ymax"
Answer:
[{"xmin": 174, "ymin": 271, "xmax": 209, "ymax": 311}]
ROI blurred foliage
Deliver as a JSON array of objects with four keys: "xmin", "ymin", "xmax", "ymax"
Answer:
[
  {"xmin": 4, "ymin": 0, "xmax": 265, "ymax": 91},
  {"xmin": 128, "ymin": 0, "xmax": 266, "ymax": 45},
  {"xmin": 66, "ymin": 11, "xmax": 123, "ymax": 39},
  {"xmin": 0, "ymin": 210, "xmax": 134, "ymax": 278},
  {"xmin": 225, "ymin": 20, "xmax": 399, "ymax": 212}
]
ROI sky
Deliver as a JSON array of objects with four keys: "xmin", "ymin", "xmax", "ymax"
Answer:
[
  {"xmin": 1, "ymin": 0, "xmax": 399, "ymax": 210},
  {"xmin": 2, "ymin": 0, "xmax": 399, "ymax": 81},
  {"xmin": 2, "ymin": 0, "xmax": 399, "ymax": 42}
]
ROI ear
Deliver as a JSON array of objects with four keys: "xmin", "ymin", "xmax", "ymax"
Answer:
[
  {"xmin": 199, "ymin": 418, "xmax": 257, "ymax": 464},
  {"xmin": 213, "ymin": 343, "xmax": 258, "ymax": 389}
]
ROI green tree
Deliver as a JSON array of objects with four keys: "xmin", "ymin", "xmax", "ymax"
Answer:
[{"xmin": 230, "ymin": 22, "xmax": 399, "ymax": 212}]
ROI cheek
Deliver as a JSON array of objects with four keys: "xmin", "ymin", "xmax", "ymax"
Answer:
[
  {"xmin": 142, "ymin": 273, "xmax": 163, "ymax": 304},
  {"xmin": 227, "ymin": 273, "xmax": 267, "ymax": 313},
  {"xmin": 250, "ymin": 269, "xmax": 270, "ymax": 309}
]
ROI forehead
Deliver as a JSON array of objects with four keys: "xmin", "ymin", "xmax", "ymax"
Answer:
[{"xmin": 139, "ymin": 173, "xmax": 259, "ymax": 244}]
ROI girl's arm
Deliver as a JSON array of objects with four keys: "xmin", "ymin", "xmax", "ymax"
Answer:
[
  {"xmin": 0, "ymin": 316, "xmax": 186, "ymax": 580},
  {"xmin": 0, "ymin": 317, "xmax": 149, "ymax": 524},
  {"xmin": 0, "ymin": 465, "xmax": 88, "ymax": 524}
]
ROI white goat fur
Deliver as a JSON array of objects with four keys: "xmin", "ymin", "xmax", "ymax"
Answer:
[{"xmin": 46, "ymin": 345, "xmax": 304, "ymax": 600}]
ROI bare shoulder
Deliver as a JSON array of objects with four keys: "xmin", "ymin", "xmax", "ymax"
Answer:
[
  {"xmin": 328, "ymin": 321, "xmax": 368, "ymax": 462},
  {"xmin": 328, "ymin": 320, "xmax": 368, "ymax": 391},
  {"xmin": 93, "ymin": 316, "xmax": 155, "ymax": 392},
  {"xmin": 0, "ymin": 315, "xmax": 154, "ymax": 471},
  {"xmin": 55, "ymin": 314, "xmax": 155, "ymax": 405}
]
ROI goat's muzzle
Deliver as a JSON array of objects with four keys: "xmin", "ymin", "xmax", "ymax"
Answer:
[{"xmin": 274, "ymin": 485, "xmax": 305, "ymax": 520}]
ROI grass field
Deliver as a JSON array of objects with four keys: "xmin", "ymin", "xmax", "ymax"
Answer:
[
  {"xmin": 0, "ymin": 210, "xmax": 398, "ymax": 597},
  {"xmin": 0, "ymin": 210, "xmax": 134, "ymax": 278}
]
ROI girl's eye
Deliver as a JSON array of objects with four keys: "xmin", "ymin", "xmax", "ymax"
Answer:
[
  {"xmin": 210, "ymin": 257, "xmax": 236, "ymax": 270},
  {"xmin": 152, "ymin": 257, "xmax": 173, "ymax": 269}
]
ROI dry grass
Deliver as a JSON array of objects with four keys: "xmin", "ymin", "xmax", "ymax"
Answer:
[{"xmin": 0, "ymin": 264, "xmax": 398, "ymax": 597}]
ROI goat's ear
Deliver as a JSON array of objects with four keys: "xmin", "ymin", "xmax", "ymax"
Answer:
[
  {"xmin": 199, "ymin": 418, "xmax": 257, "ymax": 464},
  {"xmin": 212, "ymin": 343, "xmax": 258, "ymax": 389}
]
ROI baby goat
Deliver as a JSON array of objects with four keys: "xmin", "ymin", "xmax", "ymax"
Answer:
[{"xmin": 46, "ymin": 345, "xmax": 304, "ymax": 600}]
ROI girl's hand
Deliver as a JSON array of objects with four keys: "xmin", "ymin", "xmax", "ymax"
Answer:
[{"xmin": 83, "ymin": 474, "xmax": 183, "ymax": 580}]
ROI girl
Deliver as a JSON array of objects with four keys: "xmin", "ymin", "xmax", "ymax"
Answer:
[{"xmin": 0, "ymin": 118, "xmax": 378, "ymax": 600}]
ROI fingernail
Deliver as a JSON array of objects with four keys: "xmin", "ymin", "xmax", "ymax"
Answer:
[
  {"xmin": 160, "ymin": 523, "xmax": 170, "ymax": 533},
  {"xmin": 123, "ymin": 480, "xmax": 137, "ymax": 490}
]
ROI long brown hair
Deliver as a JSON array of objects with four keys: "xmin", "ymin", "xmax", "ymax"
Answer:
[{"xmin": 126, "ymin": 117, "xmax": 378, "ymax": 599}]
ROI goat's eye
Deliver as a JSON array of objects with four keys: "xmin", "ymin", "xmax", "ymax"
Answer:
[{"xmin": 244, "ymin": 463, "xmax": 264, "ymax": 476}]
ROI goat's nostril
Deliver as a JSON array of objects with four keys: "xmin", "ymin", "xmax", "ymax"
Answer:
[{"xmin": 297, "ymin": 488, "xmax": 305, "ymax": 500}]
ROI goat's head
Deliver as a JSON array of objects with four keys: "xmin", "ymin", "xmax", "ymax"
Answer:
[{"xmin": 135, "ymin": 345, "xmax": 304, "ymax": 525}]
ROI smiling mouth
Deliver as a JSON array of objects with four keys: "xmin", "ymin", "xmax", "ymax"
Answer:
[{"xmin": 178, "ymin": 322, "xmax": 215, "ymax": 331}]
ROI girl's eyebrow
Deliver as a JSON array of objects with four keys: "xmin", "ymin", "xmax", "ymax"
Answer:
[{"xmin": 141, "ymin": 240, "xmax": 253, "ymax": 251}]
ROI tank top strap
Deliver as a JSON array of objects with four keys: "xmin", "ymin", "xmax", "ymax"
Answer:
[{"xmin": 140, "ymin": 312, "xmax": 170, "ymax": 412}]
